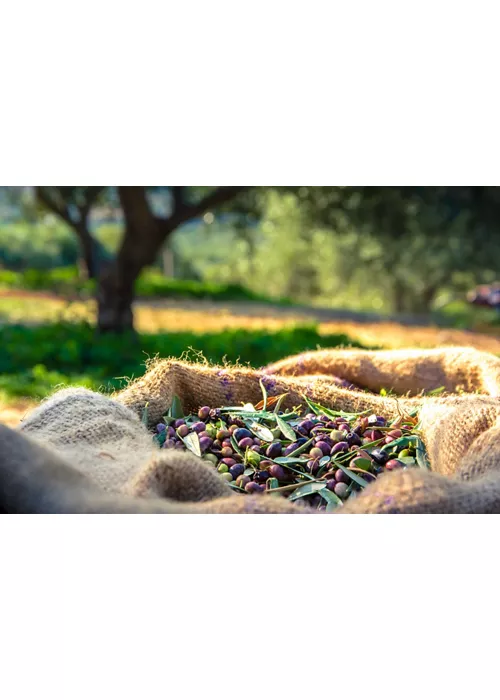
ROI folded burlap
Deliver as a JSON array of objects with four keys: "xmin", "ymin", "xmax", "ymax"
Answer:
[{"xmin": 5, "ymin": 345, "xmax": 500, "ymax": 514}]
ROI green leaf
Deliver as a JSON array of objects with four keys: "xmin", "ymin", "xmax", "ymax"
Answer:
[
  {"xmin": 399, "ymin": 456, "xmax": 417, "ymax": 466},
  {"xmin": 168, "ymin": 394, "xmax": 184, "ymax": 419},
  {"xmin": 289, "ymin": 482, "xmax": 328, "ymax": 501},
  {"xmin": 154, "ymin": 431, "xmax": 166, "ymax": 447},
  {"xmin": 141, "ymin": 403, "xmax": 149, "ymax": 426},
  {"xmin": 244, "ymin": 467, "xmax": 255, "ymax": 477},
  {"xmin": 273, "ymin": 393, "xmax": 288, "ymax": 414},
  {"xmin": 245, "ymin": 421, "xmax": 274, "ymax": 443},
  {"xmin": 302, "ymin": 396, "xmax": 370, "ymax": 421},
  {"xmin": 428, "ymin": 386, "xmax": 445, "ymax": 396},
  {"xmin": 228, "ymin": 482, "xmax": 245, "ymax": 492},
  {"xmin": 231, "ymin": 434, "xmax": 245, "ymax": 457},
  {"xmin": 415, "ymin": 437, "xmax": 431, "ymax": 470},
  {"xmin": 273, "ymin": 457, "xmax": 309, "ymax": 465},
  {"xmin": 267, "ymin": 477, "xmax": 279, "ymax": 490},
  {"xmin": 276, "ymin": 414, "xmax": 296, "ymax": 441},
  {"xmin": 333, "ymin": 461, "xmax": 369, "ymax": 488},
  {"xmin": 259, "ymin": 378, "xmax": 268, "ymax": 411},
  {"xmin": 180, "ymin": 431, "xmax": 201, "ymax": 457},
  {"xmin": 320, "ymin": 488, "xmax": 343, "ymax": 510},
  {"xmin": 383, "ymin": 435, "xmax": 417, "ymax": 451},
  {"xmin": 351, "ymin": 457, "xmax": 372, "ymax": 471}
]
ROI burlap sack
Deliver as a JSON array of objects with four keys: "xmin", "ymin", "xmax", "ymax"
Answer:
[
  {"xmin": 115, "ymin": 346, "xmax": 500, "ymax": 513},
  {"xmin": 7, "ymin": 345, "xmax": 500, "ymax": 513}
]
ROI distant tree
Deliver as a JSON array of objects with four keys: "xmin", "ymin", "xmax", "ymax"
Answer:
[
  {"xmin": 35, "ymin": 186, "xmax": 108, "ymax": 279},
  {"xmin": 36, "ymin": 186, "xmax": 251, "ymax": 332}
]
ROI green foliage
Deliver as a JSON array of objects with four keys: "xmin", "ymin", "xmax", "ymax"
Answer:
[
  {"xmin": 0, "ymin": 265, "xmax": 293, "ymax": 305},
  {"xmin": 0, "ymin": 322, "xmax": 368, "ymax": 399},
  {"xmin": 0, "ymin": 222, "xmax": 79, "ymax": 270}
]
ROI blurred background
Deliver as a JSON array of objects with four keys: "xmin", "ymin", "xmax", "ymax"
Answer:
[{"xmin": 1, "ymin": 185, "xmax": 500, "ymax": 425}]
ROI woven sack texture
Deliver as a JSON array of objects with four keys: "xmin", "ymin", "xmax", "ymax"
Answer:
[{"xmin": 9, "ymin": 346, "xmax": 500, "ymax": 513}]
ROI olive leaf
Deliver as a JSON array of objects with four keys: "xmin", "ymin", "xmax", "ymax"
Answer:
[
  {"xmin": 276, "ymin": 414, "xmax": 296, "ymax": 441},
  {"xmin": 259, "ymin": 378, "xmax": 268, "ymax": 411},
  {"xmin": 180, "ymin": 431, "xmax": 201, "ymax": 458},
  {"xmin": 289, "ymin": 482, "xmax": 328, "ymax": 501},
  {"xmin": 415, "ymin": 437, "xmax": 431, "ymax": 470},
  {"xmin": 168, "ymin": 394, "xmax": 184, "ymax": 419},
  {"xmin": 332, "ymin": 462, "xmax": 369, "ymax": 488},
  {"xmin": 320, "ymin": 488, "xmax": 343, "ymax": 510},
  {"xmin": 245, "ymin": 421, "xmax": 274, "ymax": 443}
]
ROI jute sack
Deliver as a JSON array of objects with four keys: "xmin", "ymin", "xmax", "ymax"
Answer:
[
  {"xmin": 10, "ymin": 345, "xmax": 500, "ymax": 513},
  {"xmin": 114, "ymin": 346, "xmax": 500, "ymax": 513}
]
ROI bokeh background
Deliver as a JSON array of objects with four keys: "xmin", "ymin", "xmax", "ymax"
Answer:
[{"xmin": 1, "ymin": 185, "xmax": 500, "ymax": 425}]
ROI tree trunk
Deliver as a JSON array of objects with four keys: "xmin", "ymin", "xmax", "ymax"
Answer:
[
  {"xmin": 96, "ymin": 263, "xmax": 136, "ymax": 333},
  {"xmin": 74, "ymin": 221, "xmax": 105, "ymax": 281},
  {"xmin": 96, "ymin": 187, "xmax": 172, "ymax": 332},
  {"xmin": 96, "ymin": 186, "xmax": 250, "ymax": 332}
]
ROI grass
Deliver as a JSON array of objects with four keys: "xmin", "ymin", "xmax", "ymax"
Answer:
[{"xmin": 0, "ymin": 321, "xmax": 368, "ymax": 401}]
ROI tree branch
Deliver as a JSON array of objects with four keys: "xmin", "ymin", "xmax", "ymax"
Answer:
[
  {"xmin": 171, "ymin": 186, "xmax": 185, "ymax": 216},
  {"xmin": 79, "ymin": 186, "xmax": 105, "ymax": 219},
  {"xmin": 36, "ymin": 186, "xmax": 73, "ymax": 226},
  {"xmin": 161, "ymin": 186, "xmax": 251, "ymax": 231}
]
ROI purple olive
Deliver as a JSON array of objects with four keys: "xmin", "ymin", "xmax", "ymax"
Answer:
[
  {"xmin": 306, "ymin": 459, "xmax": 320, "ymax": 475},
  {"xmin": 346, "ymin": 432, "xmax": 362, "ymax": 447},
  {"xmin": 177, "ymin": 424, "xmax": 189, "ymax": 438},
  {"xmin": 385, "ymin": 459, "xmax": 404, "ymax": 471},
  {"xmin": 338, "ymin": 423, "xmax": 350, "ymax": 433},
  {"xmin": 198, "ymin": 406, "xmax": 211, "ymax": 421},
  {"xmin": 221, "ymin": 457, "xmax": 236, "ymax": 468},
  {"xmin": 163, "ymin": 439, "xmax": 177, "ymax": 449},
  {"xmin": 191, "ymin": 421, "xmax": 206, "ymax": 434},
  {"xmin": 216, "ymin": 429, "xmax": 231, "ymax": 441},
  {"xmin": 315, "ymin": 441, "xmax": 331, "ymax": 456},
  {"xmin": 371, "ymin": 449, "xmax": 389, "ymax": 465},
  {"xmin": 238, "ymin": 437, "xmax": 254, "ymax": 449},
  {"xmin": 250, "ymin": 445, "xmax": 262, "ymax": 455},
  {"xmin": 269, "ymin": 464, "xmax": 286, "ymax": 480},
  {"xmin": 335, "ymin": 468, "xmax": 350, "ymax": 484},
  {"xmin": 234, "ymin": 428, "xmax": 253, "ymax": 442},
  {"xmin": 284, "ymin": 442, "xmax": 299, "ymax": 456},
  {"xmin": 330, "ymin": 441, "xmax": 349, "ymax": 455},
  {"xmin": 156, "ymin": 423, "xmax": 167, "ymax": 434},
  {"xmin": 326, "ymin": 479, "xmax": 337, "ymax": 492},
  {"xmin": 255, "ymin": 470, "xmax": 271, "ymax": 483},
  {"xmin": 266, "ymin": 442, "xmax": 282, "ymax": 459},
  {"xmin": 229, "ymin": 464, "xmax": 245, "ymax": 480},
  {"xmin": 298, "ymin": 420, "xmax": 315, "ymax": 435},
  {"xmin": 199, "ymin": 437, "xmax": 213, "ymax": 452},
  {"xmin": 245, "ymin": 481, "xmax": 261, "ymax": 494},
  {"xmin": 236, "ymin": 475, "xmax": 251, "ymax": 488},
  {"xmin": 174, "ymin": 419, "xmax": 186, "ymax": 429}
]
